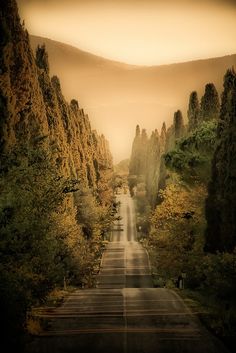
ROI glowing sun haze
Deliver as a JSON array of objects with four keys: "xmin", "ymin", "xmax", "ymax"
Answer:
[{"xmin": 17, "ymin": 0, "xmax": 236, "ymax": 66}]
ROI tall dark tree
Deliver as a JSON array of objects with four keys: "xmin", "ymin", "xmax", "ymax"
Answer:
[
  {"xmin": 140, "ymin": 128, "xmax": 148, "ymax": 173},
  {"xmin": 200, "ymin": 83, "xmax": 220, "ymax": 121},
  {"xmin": 129, "ymin": 125, "xmax": 140, "ymax": 175},
  {"xmin": 160, "ymin": 122, "xmax": 167, "ymax": 150},
  {"xmin": 217, "ymin": 68, "xmax": 236, "ymax": 135},
  {"xmin": 157, "ymin": 122, "xmax": 168, "ymax": 196},
  {"xmin": 188, "ymin": 91, "xmax": 200, "ymax": 131},
  {"xmin": 129, "ymin": 126, "xmax": 149, "ymax": 176},
  {"xmin": 205, "ymin": 68, "xmax": 236, "ymax": 252},
  {"xmin": 146, "ymin": 130, "xmax": 161, "ymax": 207},
  {"xmin": 174, "ymin": 110, "xmax": 185, "ymax": 139},
  {"xmin": 35, "ymin": 44, "xmax": 49, "ymax": 73}
]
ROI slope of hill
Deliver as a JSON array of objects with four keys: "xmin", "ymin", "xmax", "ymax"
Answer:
[{"xmin": 30, "ymin": 35, "xmax": 236, "ymax": 162}]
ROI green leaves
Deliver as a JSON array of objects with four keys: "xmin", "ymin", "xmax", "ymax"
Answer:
[
  {"xmin": 165, "ymin": 121, "xmax": 217, "ymax": 183},
  {"xmin": 188, "ymin": 91, "xmax": 200, "ymax": 131},
  {"xmin": 205, "ymin": 68, "xmax": 236, "ymax": 253},
  {"xmin": 200, "ymin": 83, "xmax": 220, "ymax": 121},
  {"xmin": 0, "ymin": 147, "xmax": 83, "ymax": 338}
]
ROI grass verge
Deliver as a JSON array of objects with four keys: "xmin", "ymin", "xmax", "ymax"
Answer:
[
  {"xmin": 27, "ymin": 286, "xmax": 76, "ymax": 335},
  {"xmin": 176, "ymin": 288, "xmax": 236, "ymax": 353}
]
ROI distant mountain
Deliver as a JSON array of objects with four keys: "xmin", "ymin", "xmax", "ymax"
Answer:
[{"xmin": 30, "ymin": 35, "xmax": 236, "ymax": 162}]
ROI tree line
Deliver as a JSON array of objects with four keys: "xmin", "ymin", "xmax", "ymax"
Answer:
[
  {"xmin": 0, "ymin": 0, "xmax": 114, "ymax": 349},
  {"xmin": 129, "ymin": 68, "xmax": 236, "ymax": 348}
]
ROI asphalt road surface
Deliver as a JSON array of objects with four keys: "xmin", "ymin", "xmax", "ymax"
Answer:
[{"xmin": 25, "ymin": 194, "xmax": 229, "ymax": 353}]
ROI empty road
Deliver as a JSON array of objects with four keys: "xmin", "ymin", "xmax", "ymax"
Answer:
[{"xmin": 25, "ymin": 194, "xmax": 229, "ymax": 353}]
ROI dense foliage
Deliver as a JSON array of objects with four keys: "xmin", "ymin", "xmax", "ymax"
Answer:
[
  {"xmin": 0, "ymin": 1, "xmax": 114, "ymax": 347},
  {"xmin": 134, "ymin": 182, "xmax": 151, "ymax": 238},
  {"xmin": 173, "ymin": 110, "xmax": 185, "ymax": 139},
  {"xmin": 200, "ymin": 83, "xmax": 220, "ymax": 121},
  {"xmin": 187, "ymin": 91, "xmax": 200, "ymax": 131},
  {"xmin": 140, "ymin": 70, "xmax": 236, "ymax": 349},
  {"xmin": 165, "ymin": 121, "xmax": 217, "ymax": 182},
  {"xmin": 205, "ymin": 68, "xmax": 236, "ymax": 252},
  {"xmin": 0, "ymin": 147, "xmax": 113, "ymax": 346},
  {"xmin": 129, "ymin": 125, "xmax": 148, "ymax": 176},
  {"xmin": 148, "ymin": 182, "xmax": 206, "ymax": 283}
]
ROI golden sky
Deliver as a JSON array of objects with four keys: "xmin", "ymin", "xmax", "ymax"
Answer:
[
  {"xmin": 16, "ymin": 0, "xmax": 236, "ymax": 162},
  {"xmin": 17, "ymin": 0, "xmax": 236, "ymax": 66}
]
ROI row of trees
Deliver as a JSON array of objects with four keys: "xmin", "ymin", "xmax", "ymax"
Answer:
[
  {"xmin": 188, "ymin": 83, "xmax": 220, "ymax": 131},
  {"xmin": 128, "ymin": 79, "xmax": 222, "ymax": 243},
  {"xmin": 0, "ymin": 1, "xmax": 114, "ymax": 348},
  {"xmin": 205, "ymin": 69, "xmax": 236, "ymax": 253},
  {"xmin": 142, "ymin": 68, "xmax": 236, "ymax": 346},
  {"xmin": 129, "ymin": 80, "xmax": 220, "ymax": 209},
  {"xmin": 165, "ymin": 69, "xmax": 236, "ymax": 253},
  {"xmin": 0, "ymin": 145, "xmax": 114, "ymax": 347}
]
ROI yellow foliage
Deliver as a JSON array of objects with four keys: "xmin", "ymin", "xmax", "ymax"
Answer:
[
  {"xmin": 151, "ymin": 183, "xmax": 206, "ymax": 233},
  {"xmin": 27, "ymin": 317, "xmax": 43, "ymax": 335},
  {"xmin": 148, "ymin": 182, "xmax": 207, "ymax": 278}
]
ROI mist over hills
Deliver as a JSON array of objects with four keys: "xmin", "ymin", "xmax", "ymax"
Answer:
[{"xmin": 30, "ymin": 35, "xmax": 236, "ymax": 162}]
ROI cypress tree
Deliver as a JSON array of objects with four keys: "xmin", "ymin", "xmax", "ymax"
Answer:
[
  {"xmin": 174, "ymin": 110, "xmax": 184, "ymax": 139},
  {"xmin": 146, "ymin": 130, "xmax": 161, "ymax": 207},
  {"xmin": 35, "ymin": 44, "xmax": 49, "ymax": 74},
  {"xmin": 187, "ymin": 91, "xmax": 200, "ymax": 131},
  {"xmin": 129, "ymin": 125, "xmax": 142, "ymax": 175},
  {"xmin": 200, "ymin": 83, "xmax": 220, "ymax": 121},
  {"xmin": 160, "ymin": 122, "xmax": 167, "ymax": 150},
  {"xmin": 136, "ymin": 124, "xmax": 140, "ymax": 137},
  {"xmin": 205, "ymin": 68, "xmax": 236, "ymax": 252},
  {"xmin": 140, "ymin": 129, "xmax": 148, "ymax": 174},
  {"xmin": 218, "ymin": 68, "xmax": 236, "ymax": 135}
]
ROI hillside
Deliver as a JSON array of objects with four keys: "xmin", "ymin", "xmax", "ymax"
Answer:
[{"xmin": 30, "ymin": 35, "xmax": 236, "ymax": 161}]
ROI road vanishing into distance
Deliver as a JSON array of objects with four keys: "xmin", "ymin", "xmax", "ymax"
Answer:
[{"xmin": 26, "ymin": 194, "xmax": 229, "ymax": 353}]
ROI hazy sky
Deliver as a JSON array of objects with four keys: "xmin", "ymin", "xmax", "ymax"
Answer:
[
  {"xmin": 16, "ymin": 0, "xmax": 236, "ymax": 162},
  {"xmin": 17, "ymin": 0, "xmax": 236, "ymax": 66}
]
